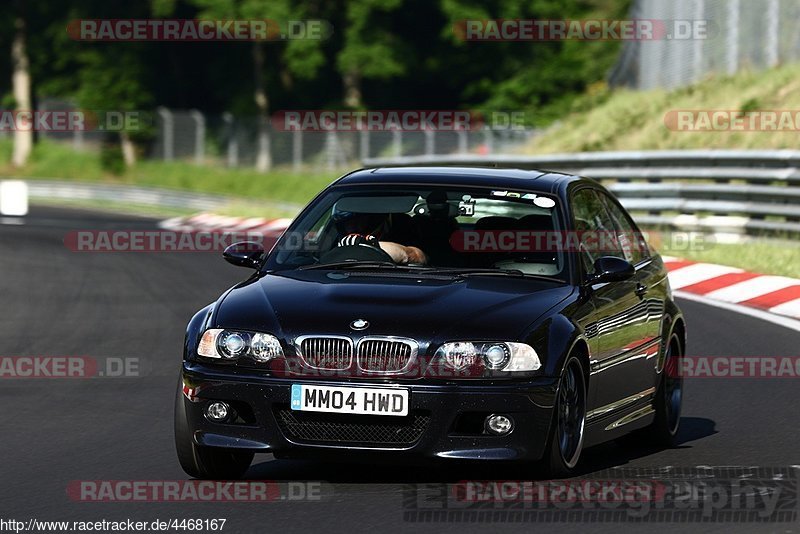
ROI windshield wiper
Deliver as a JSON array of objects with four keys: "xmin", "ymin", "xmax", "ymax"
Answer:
[
  {"xmin": 423, "ymin": 267, "xmax": 566, "ymax": 283},
  {"xmin": 297, "ymin": 260, "xmax": 403, "ymax": 271},
  {"xmin": 296, "ymin": 262, "xmax": 565, "ymax": 283}
]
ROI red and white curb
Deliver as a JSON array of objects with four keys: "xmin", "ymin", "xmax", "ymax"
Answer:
[
  {"xmin": 663, "ymin": 256, "xmax": 800, "ymax": 320},
  {"xmin": 159, "ymin": 213, "xmax": 292, "ymax": 236}
]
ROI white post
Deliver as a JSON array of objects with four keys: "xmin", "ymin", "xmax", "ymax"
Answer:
[
  {"xmin": 190, "ymin": 109, "xmax": 205, "ymax": 165},
  {"xmin": 157, "ymin": 107, "xmax": 174, "ymax": 161},
  {"xmin": 392, "ymin": 130, "xmax": 402, "ymax": 157},
  {"xmin": 255, "ymin": 120, "xmax": 272, "ymax": 172},
  {"xmin": 222, "ymin": 113, "xmax": 238, "ymax": 168},
  {"xmin": 424, "ymin": 129, "xmax": 434, "ymax": 156},
  {"xmin": 640, "ymin": 0, "xmax": 661, "ymax": 89},
  {"xmin": 483, "ymin": 126, "xmax": 494, "ymax": 155},
  {"xmin": 727, "ymin": 0, "xmax": 740, "ymax": 75},
  {"xmin": 692, "ymin": 0, "xmax": 705, "ymax": 82},
  {"xmin": 457, "ymin": 129, "xmax": 467, "ymax": 154},
  {"xmin": 292, "ymin": 130, "xmax": 302, "ymax": 172},
  {"xmin": 325, "ymin": 131, "xmax": 337, "ymax": 170},
  {"xmin": 766, "ymin": 0, "xmax": 780, "ymax": 68},
  {"xmin": 359, "ymin": 129, "xmax": 369, "ymax": 162},
  {"xmin": 73, "ymin": 127, "xmax": 84, "ymax": 152}
]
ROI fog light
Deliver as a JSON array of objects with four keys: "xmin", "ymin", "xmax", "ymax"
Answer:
[
  {"xmin": 205, "ymin": 401, "xmax": 230, "ymax": 422},
  {"xmin": 485, "ymin": 414, "xmax": 513, "ymax": 435}
]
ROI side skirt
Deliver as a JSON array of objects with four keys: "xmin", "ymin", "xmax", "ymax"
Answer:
[{"xmin": 583, "ymin": 391, "xmax": 656, "ymax": 447}]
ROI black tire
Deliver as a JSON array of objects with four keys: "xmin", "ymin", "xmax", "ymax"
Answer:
[
  {"xmin": 647, "ymin": 332, "xmax": 683, "ymax": 447},
  {"xmin": 543, "ymin": 356, "xmax": 587, "ymax": 478},
  {"xmin": 174, "ymin": 383, "xmax": 254, "ymax": 479}
]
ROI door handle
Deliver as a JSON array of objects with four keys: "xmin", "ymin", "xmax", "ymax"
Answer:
[{"xmin": 635, "ymin": 283, "xmax": 648, "ymax": 297}]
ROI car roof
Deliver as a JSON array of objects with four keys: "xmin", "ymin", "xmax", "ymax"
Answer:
[{"xmin": 335, "ymin": 166, "xmax": 589, "ymax": 195}]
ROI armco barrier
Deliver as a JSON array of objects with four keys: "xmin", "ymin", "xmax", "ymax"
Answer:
[{"xmin": 362, "ymin": 150, "xmax": 800, "ymax": 237}]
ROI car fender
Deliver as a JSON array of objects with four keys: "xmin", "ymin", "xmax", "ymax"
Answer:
[
  {"xmin": 183, "ymin": 303, "xmax": 214, "ymax": 361},
  {"xmin": 525, "ymin": 313, "xmax": 590, "ymax": 379},
  {"xmin": 657, "ymin": 299, "xmax": 686, "ymax": 373}
]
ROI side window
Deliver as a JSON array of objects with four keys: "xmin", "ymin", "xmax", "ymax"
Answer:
[
  {"xmin": 598, "ymin": 192, "xmax": 651, "ymax": 265},
  {"xmin": 571, "ymin": 188, "xmax": 625, "ymax": 274}
]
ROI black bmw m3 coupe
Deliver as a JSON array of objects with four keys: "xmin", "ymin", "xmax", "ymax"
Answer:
[{"xmin": 175, "ymin": 166, "xmax": 686, "ymax": 479}]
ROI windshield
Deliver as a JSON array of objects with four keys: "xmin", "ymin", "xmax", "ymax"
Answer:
[{"xmin": 265, "ymin": 185, "xmax": 567, "ymax": 281}]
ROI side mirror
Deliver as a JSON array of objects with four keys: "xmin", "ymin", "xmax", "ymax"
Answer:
[
  {"xmin": 586, "ymin": 256, "xmax": 635, "ymax": 285},
  {"xmin": 223, "ymin": 241, "xmax": 265, "ymax": 269}
]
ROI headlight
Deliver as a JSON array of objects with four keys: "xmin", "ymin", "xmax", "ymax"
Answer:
[
  {"xmin": 434, "ymin": 341, "xmax": 541, "ymax": 375},
  {"xmin": 197, "ymin": 329, "xmax": 284, "ymax": 362}
]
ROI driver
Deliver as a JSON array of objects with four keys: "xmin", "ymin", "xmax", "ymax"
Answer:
[{"xmin": 332, "ymin": 208, "xmax": 427, "ymax": 265}]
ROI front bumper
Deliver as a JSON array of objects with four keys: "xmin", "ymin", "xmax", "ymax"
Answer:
[{"xmin": 179, "ymin": 361, "xmax": 559, "ymax": 462}]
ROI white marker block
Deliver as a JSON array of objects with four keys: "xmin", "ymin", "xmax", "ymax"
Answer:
[{"xmin": 0, "ymin": 180, "xmax": 29, "ymax": 216}]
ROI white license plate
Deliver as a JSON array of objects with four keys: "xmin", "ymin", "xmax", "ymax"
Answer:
[{"xmin": 291, "ymin": 384, "xmax": 409, "ymax": 416}]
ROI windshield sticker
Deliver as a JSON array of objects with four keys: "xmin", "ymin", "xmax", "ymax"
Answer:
[
  {"xmin": 534, "ymin": 197, "xmax": 556, "ymax": 209},
  {"xmin": 458, "ymin": 196, "xmax": 476, "ymax": 216},
  {"xmin": 492, "ymin": 191, "xmax": 556, "ymax": 209}
]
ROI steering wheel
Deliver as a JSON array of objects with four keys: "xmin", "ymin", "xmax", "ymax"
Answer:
[{"xmin": 319, "ymin": 243, "xmax": 395, "ymax": 264}]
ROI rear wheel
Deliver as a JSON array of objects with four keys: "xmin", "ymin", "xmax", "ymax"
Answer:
[
  {"xmin": 174, "ymin": 384, "xmax": 254, "ymax": 479},
  {"xmin": 648, "ymin": 333, "xmax": 683, "ymax": 446},
  {"xmin": 543, "ymin": 356, "xmax": 587, "ymax": 478}
]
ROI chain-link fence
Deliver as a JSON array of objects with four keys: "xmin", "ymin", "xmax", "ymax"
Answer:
[
  {"xmin": 610, "ymin": 0, "xmax": 800, "ymax": 90},
  {"xmin": 150, "ymin": 109, "xmax": 537, "ymax": 171}
]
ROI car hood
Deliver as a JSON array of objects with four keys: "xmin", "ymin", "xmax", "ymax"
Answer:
[{"xmin": 214, "ymin": 270, "xmax": 574, "ymax": 343}]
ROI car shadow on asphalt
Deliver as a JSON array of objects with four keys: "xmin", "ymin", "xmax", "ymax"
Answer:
[
  {"xmin": 244, "ymin": 417, "xmax": 717, "ymax": 482},
  {"xmin": 572, "ymin": 416, "xmax": 717, "ymax": 476}
]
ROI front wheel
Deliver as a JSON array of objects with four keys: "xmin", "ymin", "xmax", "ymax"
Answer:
[
  {"xmin": 174, "ymin": 383, "xmax": 254, "ymax": 479},
  {"xmin": 543, "ymin": 356, "xmax": 587, "ymax": 478}
]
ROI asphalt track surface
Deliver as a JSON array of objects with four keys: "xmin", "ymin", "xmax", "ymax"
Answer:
[{"xmin": 1, "ymin": 206, "xmax": 799, "ymax": 534}]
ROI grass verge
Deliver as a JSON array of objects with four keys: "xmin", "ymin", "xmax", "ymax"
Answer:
[
  {"xmin": 0, "ymin": 139, "xmax": 340, "ymax": 207},
  {"xmin": 526, "ymin": 63, "xmax": 800, "ymax": 153}
]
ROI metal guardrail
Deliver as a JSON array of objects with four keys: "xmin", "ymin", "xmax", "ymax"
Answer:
[
  {"xmin": 26, "ymin": 180, "xmax": 226, "ymax": 211},
  {"xmin": 362, "ymin": 150, "xmax": 800, "ymax": 237},
  {"xmin": 1, "ymin": 180, "xmax": 302, "ymax": 214},
  {"xmin": 364, "ymin": 149, "xmax": 800, "ymax": 169}
]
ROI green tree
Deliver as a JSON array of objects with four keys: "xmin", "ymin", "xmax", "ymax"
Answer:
[
  {"xmin": 74, "ymin": 46, "xmax": 153, "ymax": 167},
  {"xmin": 336, "ymin": 0, "xmax": 406, "ymax": 108},
  {"xmin": 10, "ymin": 0, "xmax": 32, "ymax": 167},
  {"xmin": 185, "ymin": 0, "xmax": 325, "ymax": 171},
  {"xmin": 25, "ymin": 0, "xmax": 155, "ymax": 169},
  {"xmin": 439, "ymin": 0, "xmax": 629, "ymax": 125}
]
